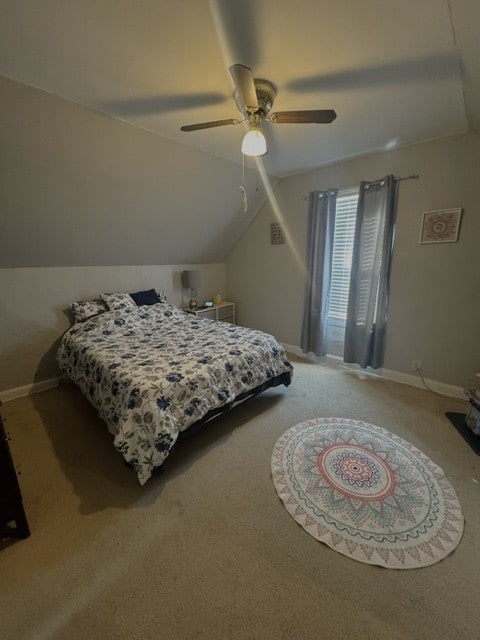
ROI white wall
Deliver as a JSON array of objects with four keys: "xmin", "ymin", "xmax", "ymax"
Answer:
[
  {"xmin": 226, "ymin": 132, "xmax": 480, "ymax": 388},
  {"xmin": 0, "ymin": 264, "xmax": 225, "ymax": 393}
]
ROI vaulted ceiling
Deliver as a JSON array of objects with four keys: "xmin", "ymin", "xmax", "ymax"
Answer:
[{"xmin": 1, "ymin": 0, "xmax": 479, "ymax": 178}]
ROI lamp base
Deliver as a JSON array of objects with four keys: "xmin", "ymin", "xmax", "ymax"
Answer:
[{"xmin": 188, "ymin": 298, "xmax": 198, "ymax": 309}]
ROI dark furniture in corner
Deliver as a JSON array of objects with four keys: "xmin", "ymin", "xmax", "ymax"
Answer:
[
  {"xmin": 445, "ymin": 412, "xmax": 480, "ymax": 455},
  {"xmin": 0, "ymin": 409, "xmax": 30, "ymax": 539}
]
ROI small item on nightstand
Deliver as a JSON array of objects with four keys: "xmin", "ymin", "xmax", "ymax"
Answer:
[
  {"xmin": 214, "ymin": 294, "xmax": 222, "ymax": 305},
  {"xmin": 204, "ymin": 300, "xmax": 214, "ymax": 308}
]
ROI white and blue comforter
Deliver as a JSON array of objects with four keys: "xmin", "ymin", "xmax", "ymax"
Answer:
[{"xmin": 57, "ymin": 304, "xmax": 293, "ymax": 484}]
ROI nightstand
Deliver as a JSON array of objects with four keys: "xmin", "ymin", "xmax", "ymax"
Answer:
[
  {"xmin": 185, "ymin": 301, "xmax": 236, "ymax": 324},
  {"xmin": 0, "ymin": 409, "xmax": 30, "ymax": 539}
]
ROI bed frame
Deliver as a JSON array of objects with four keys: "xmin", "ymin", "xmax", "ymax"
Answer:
[{"xmin": 146, "ymin": 370, "xmax": 292, "ymax": 477}]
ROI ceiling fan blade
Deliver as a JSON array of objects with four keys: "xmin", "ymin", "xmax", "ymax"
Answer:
[
  {"xmin": 180, "ymin": 118, "xmax": 241, "ymax": 132},
  {"xmin": 229, "ymin": 64, "xmax": 258, "ymax": 113},
  {"xmin": 270, "ymin": 109, "xmax": 337, "ymax": 124}
]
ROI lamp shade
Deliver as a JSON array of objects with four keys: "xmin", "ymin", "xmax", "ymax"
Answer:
[
  {"xmin": 181, "ymin": 270, "xmax": 200, "ymax": 290},
  {"xmin": 241, "ymin": 129, "xmax": 267, "ymax": 157}
]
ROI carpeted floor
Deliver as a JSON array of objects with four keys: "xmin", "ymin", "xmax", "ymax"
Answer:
[{"xmin": 1, "ymin": 354, "xmax": 479, "ymax": 640}]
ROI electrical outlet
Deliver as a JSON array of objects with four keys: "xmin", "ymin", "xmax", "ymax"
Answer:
[{"xmin": 411, "ymin": 360, "xmax": 423, "ymax": 372}]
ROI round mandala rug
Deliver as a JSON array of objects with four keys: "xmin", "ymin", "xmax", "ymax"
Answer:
[{"xmin": 271, "ymin": 417, "xmax": 464, "ymax": 569}]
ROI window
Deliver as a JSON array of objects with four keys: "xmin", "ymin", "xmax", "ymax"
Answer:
[
  {"xmin": 301, "ymin": 177, "xmax": 396, "ymax": 365},
  {"xmin": 329, "ymin": 187, "xmax": 359, "ymax": 321}
]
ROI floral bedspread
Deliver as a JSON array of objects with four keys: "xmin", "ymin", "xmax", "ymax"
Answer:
[{"xmin": 57, "ymin": 304, "xmax": 293, "ymax": 484}]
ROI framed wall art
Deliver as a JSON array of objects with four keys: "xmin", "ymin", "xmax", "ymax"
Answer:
[{"xmin": 419, "ymin": 208, "xmax": 462, "ymax": 244}]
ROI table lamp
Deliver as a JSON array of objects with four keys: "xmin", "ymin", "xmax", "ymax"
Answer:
[{"xmin": 181, "ymin": 270, "xmax": 201, "ymax": 309}]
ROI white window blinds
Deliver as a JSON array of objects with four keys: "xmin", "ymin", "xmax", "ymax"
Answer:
[{"xmin": 329, "ymin": 187, "xmax": 359, "ymax": 320}]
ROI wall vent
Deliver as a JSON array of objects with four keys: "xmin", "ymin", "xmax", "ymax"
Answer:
[{"xmin": 271, "ymin": 223, "xmax": 285, "ymax": 245}]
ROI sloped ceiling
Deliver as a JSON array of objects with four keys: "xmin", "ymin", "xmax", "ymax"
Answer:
[
  {"xmin": 1, "ymin": 0, "xmax": 479, "ymax": 178},
  {"xmin": 0, "ymin": 75, "xmax": 273, "ymax": 267}
]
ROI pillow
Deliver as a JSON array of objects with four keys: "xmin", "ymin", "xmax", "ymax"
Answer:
[
  {"xmin": 70, "ymin": 300, "xmax": 107, "ymax": 323},
  {"xmin": 100, "ymin": 292, "xmax": 137, "ymax": 311},
  {"xmin": 130, "ymin": 288, "xmax": 161, "ymax": 306}
]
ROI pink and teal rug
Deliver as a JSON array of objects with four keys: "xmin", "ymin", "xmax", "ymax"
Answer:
[{"xmin": 271, "ymin": 417, "xmax": 464, "ymax": 569}]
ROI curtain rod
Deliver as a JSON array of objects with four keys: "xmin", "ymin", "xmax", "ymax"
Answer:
[{"xmin": 300, "ymin": 173, "xmax": 420, "ymax": 200}]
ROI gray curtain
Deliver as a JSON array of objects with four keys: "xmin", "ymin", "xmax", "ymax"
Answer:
[
  {"xmin": 344, "ymin": 175, "xmax": 398, "ymax": 369},
  {"xmin": 301, "ymin": 189, "xmax": 338, "ymax": 356}
]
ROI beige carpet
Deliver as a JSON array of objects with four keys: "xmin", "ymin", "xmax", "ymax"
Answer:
[{"xmin": 1, "ymin": 355, "xmax": 479, "ymax": 640}]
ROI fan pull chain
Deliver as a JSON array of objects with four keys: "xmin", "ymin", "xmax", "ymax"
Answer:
[{"xmin": 240, "ymin": 153, "xmax": 248, "ymax": 213}]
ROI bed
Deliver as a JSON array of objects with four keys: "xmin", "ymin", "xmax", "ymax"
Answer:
[{"xmin": 57, "ymin": 300, "xmax": 293, "ymax": 484}]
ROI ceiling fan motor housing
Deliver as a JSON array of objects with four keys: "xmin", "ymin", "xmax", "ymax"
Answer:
[{"xmin": 253, "ymin": 79, "xmax": 276, "ymax": 115}]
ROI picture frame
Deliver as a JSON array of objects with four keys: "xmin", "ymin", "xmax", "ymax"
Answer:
[{"xmin": 419, "ymin": 208, "xmax": 462, "ymax": 244}]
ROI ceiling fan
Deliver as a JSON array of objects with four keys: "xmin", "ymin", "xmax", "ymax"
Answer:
[{"xmin": 180, "ymin": 64, "xmax": 336, "ymax": 157}]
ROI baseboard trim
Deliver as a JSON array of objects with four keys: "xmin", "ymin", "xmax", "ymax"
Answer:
[
  {"xmin": 373, "ymin": 367, "xmax": 465, "ymax": 400},
  {"xmin": 282, "ymin": 343, "xmax": 465, "ymax": 400},
  {"xmin": 0, "ymin": 377, "xmax": 60, "ymax": 403}
]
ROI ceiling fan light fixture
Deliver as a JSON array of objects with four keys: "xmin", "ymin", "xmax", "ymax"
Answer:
[{"xmin": 241, "ymin": 126, "xmax": 267, "ymax": 157}]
